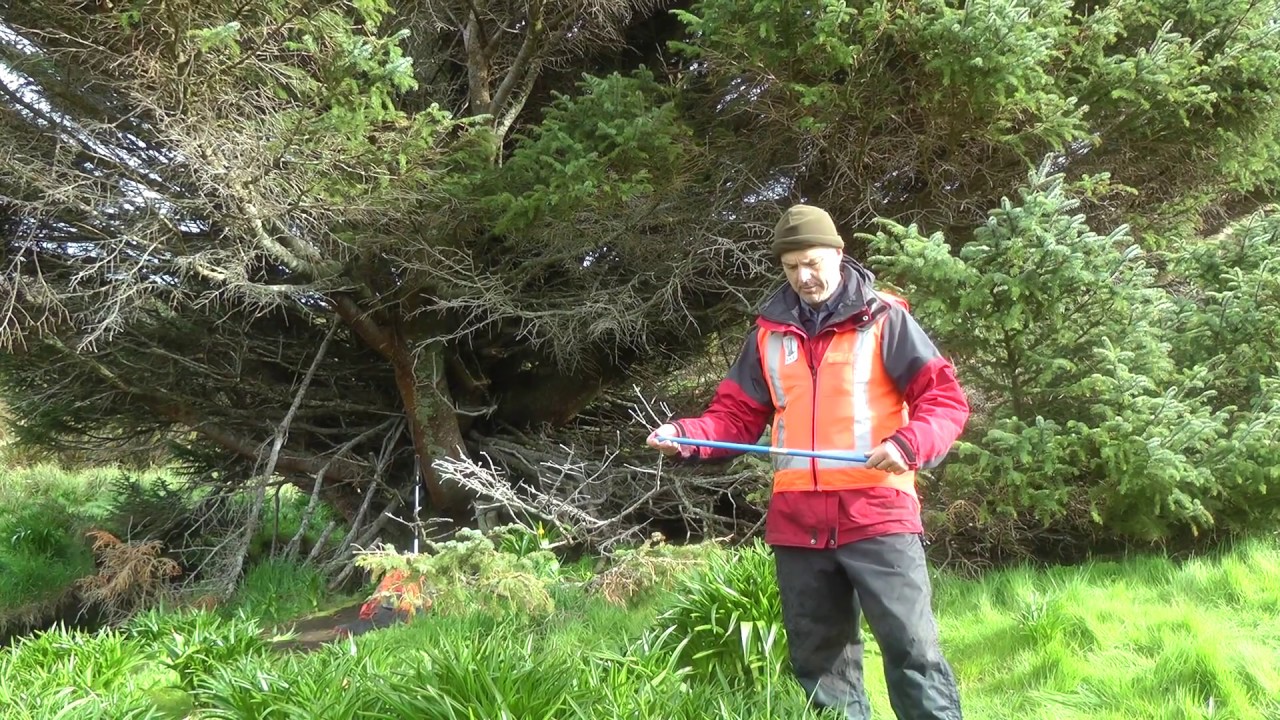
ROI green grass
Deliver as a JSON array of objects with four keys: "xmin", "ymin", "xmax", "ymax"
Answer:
[
  {"xmin": 0, "ymin": 535, "xmax": 1277, "ymax": 719},
  {"xmin": 247, "ymin": 484, "xmax": 345, "ymax": 562},
  {"xmin": 227, "ymin": 558, "xmax": 331, "ymax": 626},
  {"xmin": 0, "ymin": 466, "xmax": 118, "ymax": 627},
  {"xmin": 0, "ymin": 464, "xmax": 350, "ymax": 635},
  {"xmin": 0, "ymin": 463, "xmax": 169, "ymax": 523},
  {"xmin": 935, "ymin": 536, "xmax": 1280, "ymax": 720}
]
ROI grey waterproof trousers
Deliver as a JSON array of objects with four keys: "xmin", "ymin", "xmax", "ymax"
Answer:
[{"xmin": 773, "ymin": 533, "xmax": 963, "ymax": 720}]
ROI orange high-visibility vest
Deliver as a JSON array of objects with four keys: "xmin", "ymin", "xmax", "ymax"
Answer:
[{"xmin": 756, "ymin": 295, "xmax": 916, "ymax": 495}]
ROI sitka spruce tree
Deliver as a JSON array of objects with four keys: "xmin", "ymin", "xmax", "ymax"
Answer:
[
  {"xmin": 865, "ymin": 163, "xmax": 1280, "ymax": 562},
  {"xmin": 3, "ymin": 0, "xmax": 1280, "ymax": 575},
  {"xmin": 0, "ymin": 0, "xmax": 765, "ymax": 585},
  {"xmin": 669, "ymin": 0, "xmax": 1280, "ymax": 242}
]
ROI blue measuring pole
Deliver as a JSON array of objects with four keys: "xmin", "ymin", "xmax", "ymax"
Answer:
[{"xmin": 654, "ymin": 436, "xmax": 868, "ymax": 464}]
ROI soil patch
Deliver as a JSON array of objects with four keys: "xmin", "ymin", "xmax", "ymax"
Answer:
[
  {"xmin": 267, "ymin": 569, "xmax": 432, "ymax": 652},
  {"xmin": 268, "ymin": 602, "xmax": 367, "ymax": 652}
]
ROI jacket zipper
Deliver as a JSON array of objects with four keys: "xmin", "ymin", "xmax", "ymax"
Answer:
[
  {"xmin": 805, "ymin": 329, "xmax": 819, "ymax": 492},
  {"xmin": 807, "ymin": 327, "xmax": 832, "ymax": 547}
]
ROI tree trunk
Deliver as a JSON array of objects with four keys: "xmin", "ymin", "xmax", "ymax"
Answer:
[
  {"xmin": 332, "ymin": 294, "xmax": 473, "ymax": 518},
  {"xmin": 388, "ymin": 331, "xmax": 473, "ymax": 518}
]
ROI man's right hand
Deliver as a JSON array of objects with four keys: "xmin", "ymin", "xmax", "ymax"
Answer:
[{"xmin": 646, "ymin": 423, "xmax": 690, "ymax": 457}]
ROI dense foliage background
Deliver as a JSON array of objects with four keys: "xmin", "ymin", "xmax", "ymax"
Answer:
[
  {"xmin": 2, "ymin": 4, "xmax": 1280, "ymax": 718},
  {"xmin": 2, "ymin": 0, "xmax": 1278, "ymax": 587}
]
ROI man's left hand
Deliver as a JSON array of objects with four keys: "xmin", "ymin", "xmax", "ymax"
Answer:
[{"xmin": 864, "ymin": 441, "xmax": 909, "ymax": 474}]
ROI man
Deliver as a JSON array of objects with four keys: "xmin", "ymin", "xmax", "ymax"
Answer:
[{"xmin": 647, "ymin": 204, "xmax": 968, "ymax": 719}]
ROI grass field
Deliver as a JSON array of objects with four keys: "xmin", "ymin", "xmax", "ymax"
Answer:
[
  {"xmin": 932, "ymin": 537, "xmax": 1280, "ymax": 719},
  {"xmin": 0, "ymin": 462, "xmax": 342, "ymax": 642},
  {"xmin": 1, "ymin": 533, "xmax": 1277, "ymax": 719}
]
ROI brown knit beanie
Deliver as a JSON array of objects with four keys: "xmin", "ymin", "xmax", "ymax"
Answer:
[{"xmin": 771, "ymin": 204, "xmax": 845, "ymax": 257}]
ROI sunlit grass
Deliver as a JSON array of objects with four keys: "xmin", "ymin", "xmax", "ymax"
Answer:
[
  {"xmin": 0, "ymin": 535, "xmax": 1277, "ymax": 718},
  {"xmin": 938, "ymin": 536, "xmax": 1280, "ymax": 720}
]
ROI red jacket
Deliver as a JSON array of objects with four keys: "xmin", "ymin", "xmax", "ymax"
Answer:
[{"xmin": 672, "ymin": 259, "xmax": 969, "ymax": 549}]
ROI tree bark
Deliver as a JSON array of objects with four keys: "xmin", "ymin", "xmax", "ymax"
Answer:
[
  {"xmin": 388, "ymin": 331, "xmax": 472, "ymax": 517},
  {"xmin": 331, "ymin": 294, "xmax": 471, "ymax": 516},
  {"xmin": 462, "ymin": 10, "xmax": 493, "ymax": 116}
]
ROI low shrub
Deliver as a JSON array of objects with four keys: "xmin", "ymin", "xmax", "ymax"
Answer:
[
  {"xmin": 585, "ymin": 532, "xmax": 721, "ymax": 606},
  {"xmin": 227, "ymin": 557, "xmax": 327, "ymax": 625},
  {"xmin": 77, "ymin": 530, "xmax": 182, "ymax": 624},
  {"xmin": 353, "ymin": 527, "xmax": 561, "ymax": 616},
  {"xmin": 0, "ymin": 465, "xmax": 190, "ymax": 629},
  {"xmin": 125, "ymin": 607, "xmax": 270, "ymax": 691},
  {"xmin": 650, "ymin": 539, "xmax": 787, "ymax": 688}
]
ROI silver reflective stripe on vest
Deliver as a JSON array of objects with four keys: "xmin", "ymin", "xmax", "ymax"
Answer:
[
  {"xmin": 850, "ymin": 325, "xmax": 879, "ymax": 455},
  {"xmin": 769, "ymin": 418, "xmax": 805, "ymax": 471},
  {"xmin": 773, "ymin": 451, "xmax": 808, "ymax": 471},
  {"xmin": 813, "ymin": 326, "xmax": 874, "ymax": 470},
  {"xmin": 761, "ymin": 331, "xmax": 804, "ymax": 471},
  {"xmin": 762, "ymin": 332, "xmax": 789, "ymax": 410}
]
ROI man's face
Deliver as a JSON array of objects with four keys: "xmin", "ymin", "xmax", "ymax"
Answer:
[{"xmin": 781, "ymin": 247, "xmax": 843, "ymax": 306}]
